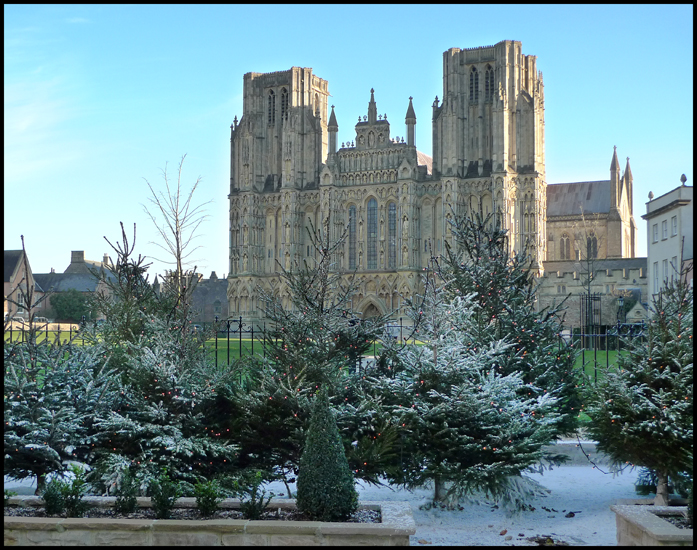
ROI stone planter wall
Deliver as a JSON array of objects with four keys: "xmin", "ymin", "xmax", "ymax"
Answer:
[
  {"xmin": 611, "ymin": 504, "xmax": 693, "ymax": 546},
  {"xmin": 4, "ymin": 496, "xmax": 415, "ymax": 546}
]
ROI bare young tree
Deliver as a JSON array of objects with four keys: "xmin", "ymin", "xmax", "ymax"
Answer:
[
  {"xmin": 4, "ymin": 236, "xmax": 53, "ymax": 347},
  {"xmin": 142, "ymin": 154, "xmax": 212, "ymax": 314}
]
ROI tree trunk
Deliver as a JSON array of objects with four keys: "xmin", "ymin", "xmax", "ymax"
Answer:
[
  {"xmin": 654, "ymin": 470, "xmax": 671, "ymax": 506},
  {"xmin": 35, "ymin": 473, "xmax": 46, "ymax": 496},
  {"xmin": 434, "ymin": 475, "xmax": 447, "ymax": 502}
]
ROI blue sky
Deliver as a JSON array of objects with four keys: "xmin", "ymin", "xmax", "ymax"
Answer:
[{"xmin": 4, "ymin": 4, "xmax": 693, "ymax": 281}]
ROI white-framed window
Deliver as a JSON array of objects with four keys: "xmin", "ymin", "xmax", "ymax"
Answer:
[
  {"xmin": 652, "ymin": 224, "xmax": 658, "ymax": 243},
  {"xmin": 662, "ymin": 220, "xmax": 668, "ymax": 240},
  {"xmin": 662, "ymin": 259, "xmax": 668, "ymax": 285},
  {"xmin": 653, "ymin": 262, "xmax": 659, "ymax": 293},
  {"xmin": 671, "ymin": 215, "xmax": 678, "ymax": 236},
  {"xmin": 671, "ymin": 256, "xmax": 678, "ymax": 281}
]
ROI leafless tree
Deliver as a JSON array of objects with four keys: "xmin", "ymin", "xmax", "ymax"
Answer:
[{"xmin": 142, "ymin": 154, "xmax": 211, "ymax": 314}]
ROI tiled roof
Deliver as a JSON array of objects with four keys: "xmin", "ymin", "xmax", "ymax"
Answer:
[
  {"xmin": 546, "ymin": 181, "xmax": 611, "ymax": 217},
  {"xmin": 417, "ymin": 151, "xmax": 433, "ymax": 175},
  {"xmin": 34, "ymin": 270, "xmax": 115, "ymax": 293},
  {"xmin": 4, "ymin": 250, "xmax": 23, "ymax": 283}
]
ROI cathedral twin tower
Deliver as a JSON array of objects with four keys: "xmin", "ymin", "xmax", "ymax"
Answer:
[{"xmin": 228, "ymin": 40, "xmax": 554, "ymax": 322}]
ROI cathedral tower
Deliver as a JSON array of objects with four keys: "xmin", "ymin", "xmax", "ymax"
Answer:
[
  {"xmin": 230, "ymin": 67, "xmax": 329, "ymax": 193},
  {"xmin": 432, "ymin": 40, "xmax": 546, "ymax": 269}
]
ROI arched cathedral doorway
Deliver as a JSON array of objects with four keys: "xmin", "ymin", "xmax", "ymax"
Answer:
[{"xmin": 363, "ymin": 303, "xmax": 381, "ymax": 318}]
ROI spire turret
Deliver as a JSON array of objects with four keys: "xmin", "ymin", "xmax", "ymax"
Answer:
[
  {"xmin": 623, "ymin": 156, "xmax": 632, "ymax": 182},
  {"xmin": 624, "ymin": 156, "xmax": 633, "ymax": 215},
  {"xmin": 405, "ymin": 96, "xmax": 416, "ymax": 147},
  {"xmin": 328, "ymin": 105, "xmax": 338, "ymax": 156},
  {"xmin": 610, "ymin": 146, "xmax": 621, "ymax": 208},
  {"xmin": 368, "ymin": 88, "xmax": 377, "ymax": 124}
]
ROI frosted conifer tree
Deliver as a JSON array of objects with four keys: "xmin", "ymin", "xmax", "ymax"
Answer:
[
  {"xmin": 89, "ymin": 312, "xmax": 240, "ymax": 494},
  {"xmin": 439, "ymin": 211, "xmax": 581, "ymax": 436},
  {"xmin": 584, "ymin": 250, "xmax": 693, "ymax": 506},
  {"xmin": 217, "ymin": 218, "xmax": 393, "ymax": 491},
  {"xmin": 371, "ymin": 270, "xmax": 565, "ymax": 510},
  {"xmin": 87, "ymin": 224, "xmax": 238, "ymax": 494},
  {"xmin": 4, "ymin": 342, "xmax": 120, "ymax": 495}
]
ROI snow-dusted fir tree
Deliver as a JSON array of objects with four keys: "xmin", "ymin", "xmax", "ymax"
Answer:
[
  {"xmin": 4, "ymin": 342, "xmax": 120, "ymax": 495},
  {"xmin": 371, "ymin": 267, "xmax": 566, "ymax": 510},
  {"xmin": 89, "ymin": 313, "xmax": 240, "ymax": 494},
  {"xmin": 438, "ymin": 211, "xmax": 581, "ymax": 436},
  {"xmin": 259, "ymin": 217, "xmax": 387, "ymax": 390},
  {"xmin": 584, "ymin": 249, "xmax": 693, "ymax": 506},
  {"xmin": 87, "ymin": 224, "xmax": 238, "ymax": 494},
  {"xmin": 218, "ymin": 217, "xmax": 392, "ymax": 491},
  {"xmin": 4, "ymin": 236, "xmax": 121, "ymax": 495}
]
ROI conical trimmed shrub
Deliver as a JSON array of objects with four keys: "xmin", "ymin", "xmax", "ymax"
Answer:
[{"xmin": 296, "ymin": 386, "xmax": 358, "ymax": 521}]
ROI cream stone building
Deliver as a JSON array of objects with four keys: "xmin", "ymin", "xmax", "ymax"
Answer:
[{"xmin": 227, "ymin": 40, "xmax": 642, "ymax": 327}]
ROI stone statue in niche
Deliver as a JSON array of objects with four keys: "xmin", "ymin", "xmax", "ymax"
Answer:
[
  {"xmin": 402, "ymin": 247, "xmax": 408, "ymax": 264},
  {"xmin": 402, "ymin": 216, "xmax": 409, "ymax": 238},
  {"xmin": 243, "ymin": 254, "xmax": 248, "ymax": 272},
  {"xmin": 285, "ymin": 222, "xmax": 291, "ymax": 243},
  {"xmin": 380, "ymin": 215, "xmax": 385, "ymax": 239},
  {"xmin": 368, "ymin": 132, "xmax": 375, "ymax": 147},
  {"xmin": 285, "ymin": 252, "xmax": 291, "ymax": 271},
  {"xmin": 359, "ymin": 135, "xmax": 365, "ymax": 146},
  {"xmin": 243, "ymin": 225, "xmax": 248, "ymax": 245}
]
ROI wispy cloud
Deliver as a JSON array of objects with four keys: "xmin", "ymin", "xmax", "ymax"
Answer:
[{"xmin": 3, "ymin": 26, "xmax": 91, "ymax": 187}]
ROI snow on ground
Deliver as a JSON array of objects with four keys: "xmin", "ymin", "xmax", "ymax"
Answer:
[
  {"xmin": 265, "ymin": 464, "xmax": 640, "ymax": 546},
  {"xmin": 5, "ymin": 454, "xmax": 641, "ymax": 546}
]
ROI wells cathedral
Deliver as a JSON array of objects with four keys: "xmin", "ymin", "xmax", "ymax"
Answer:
[{"xmin": 227, "ymin": 40, "xmax": 643, "ymax": 327}]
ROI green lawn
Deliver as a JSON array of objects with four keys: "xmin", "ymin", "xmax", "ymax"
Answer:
[
  {"xmin": 4, "ymin": 330, "xmax": 86, "ymax": 345},
  {"xmin": 5, "ymin": 329, "xmax": 628, "ymax": 383},
  {"xmin": 573, "ymin": 348, "xmax": 629, "ymax": 382}
]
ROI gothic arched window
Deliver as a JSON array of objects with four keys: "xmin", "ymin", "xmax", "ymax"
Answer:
[
  {"xmin": 367, "ymin": 198, "xmax": 378, "ymax": 269},
  {"xmin": 560, "ymin": 233, "xmax": 571, "ymax": 260},
  {"xmin": 281, "ymin": 88, "xmax": 288, "ymax": 120},
  {"xmin": 268, "ymin": 90, "xmax": 275, "ymax": 125},
  {"xmin": 485, "ymin": 65, "xmax": 494, "ymax": 101},
  {"xmin": 349, "ymin": 206, "xmax": 357, "ymax": 269},
  {"xmin": 388, "ymin": 202, "xmax": 396, "ymax": 269},
  {"xmin": 587, "ymin": 233, "xmax": 598, "ymax": 259},
  {"xmin": 469, "ymin": 67, "xmax": 479, "ymax": 101}
]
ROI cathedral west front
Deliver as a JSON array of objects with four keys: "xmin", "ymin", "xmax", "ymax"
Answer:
[{"xmin": 227, "ymin": 40, "xmax": 641, "ymax": 326}]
